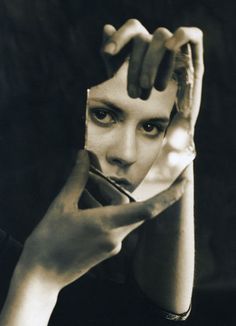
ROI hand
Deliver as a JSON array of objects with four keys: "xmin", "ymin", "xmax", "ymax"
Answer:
[{"xmin": 21, "ymin": 149, "xmax": 187, "ymax": 290}]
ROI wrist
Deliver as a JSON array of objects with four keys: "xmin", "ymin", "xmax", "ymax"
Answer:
[
  {"xmin": 0, "ymin": 254, "xmax": 61, "ymax": 326},
  {"xmin": 15, "ymin": 245, "xmax": 63, "ymax": 295}
]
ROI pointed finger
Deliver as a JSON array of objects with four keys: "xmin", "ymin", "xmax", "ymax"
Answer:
[
  {"xmin": 127, "ymin": 33, "xmax": 151, "ymax": 98},
  {"xmin": 140, "ymin": 27, "xmax": 172, "ymax": 90},
  {"xmin": 85, "ymin": 176, "xmax": 187, "ymax": 229}
]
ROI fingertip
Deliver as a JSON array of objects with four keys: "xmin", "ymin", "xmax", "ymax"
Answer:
[
  {"xmin": 140, "ymin": 88, "xmax": 151, "ymax": 100},
  {"xmin": 154, "ymin": 79, "xmax": 168, "ymax": 91},
  {"xmin": 128, "ymin": 84, "xmax": 141, "ymax": 98},
  {"xmin": 102, "ymin": 25, "xmax": 117, "ymax": 54},
  {"xmin": 103, "ymin": 24, "xmax": 116, "ymax": 36},
  {"xmin": 103, "ymin": 41, "xmax": 117, "ymax": 55}
]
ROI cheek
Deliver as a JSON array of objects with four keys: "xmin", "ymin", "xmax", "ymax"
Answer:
[
  {"xmin": 86, "ymin": 123, "xmax": 112, "ymax": 163},
  {"xmin": 135, "ymin": 136, "xmax": 164, "ymax": 180}
]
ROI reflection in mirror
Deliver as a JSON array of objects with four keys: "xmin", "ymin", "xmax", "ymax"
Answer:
[{"xmin": 85, "ymin": 60, "xmax": 196, "ymax": 201}]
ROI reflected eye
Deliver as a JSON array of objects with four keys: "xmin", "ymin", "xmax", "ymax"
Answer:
[
  {"xmin": 141, "ymin": 122, "xmax": 160, "ymax": 137},
  {"xmin": 90, "ymin": 108, "xmax": 115, "ymax": 126}
]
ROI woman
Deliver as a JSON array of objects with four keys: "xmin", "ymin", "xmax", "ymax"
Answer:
[{"xmin": 0, "ymin": 19, "xmax": 203, "ymax": 326}]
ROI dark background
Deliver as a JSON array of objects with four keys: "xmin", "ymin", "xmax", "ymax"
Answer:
[{"xmin": 0, "ymin": 0, "xmax": 235, "ymax": 324}]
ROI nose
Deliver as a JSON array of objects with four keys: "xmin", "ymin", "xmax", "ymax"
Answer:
[{"xmin": 106, "ymin": 127, "xmax": 137, "ymax": 168}]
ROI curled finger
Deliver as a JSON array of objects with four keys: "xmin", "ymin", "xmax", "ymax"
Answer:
[
  {"xmin": 140, "ymin": 27, "xmax": 172, "ymax": 92},
  {"xmin": 102, "ymin": 19, "xmax": 149, "ymax": 55},
  {"xmin": 144, "ymin": 175, "xmax": 187, "ymax": 218},
  {"xmin": 84, "ymin": 176, "xmax": 186, "ymax": 230},
  {"xmin": 127, "ymin": 33, "xmax": 151, "ymax": 98},
  {"xmin": 165, "ymin": 27, "xmax": 204, "ymax": 78}
]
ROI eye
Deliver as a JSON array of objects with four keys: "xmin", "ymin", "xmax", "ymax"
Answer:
[
  {"xmin": 141, "ymin": 122, "xmax": 160, "ymax": 137},
  {"xmin": 89, "ymin": 108, "xmax": 115, "ymax": 126}
]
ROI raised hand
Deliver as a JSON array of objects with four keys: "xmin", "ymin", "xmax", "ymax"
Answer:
[{"xmin": 20, "ymin": 150, "xmax": 186, "ymax": 289}]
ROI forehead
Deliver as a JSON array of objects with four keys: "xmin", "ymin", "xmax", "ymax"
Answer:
[{"xmin": 89, "ymin": 62, "xmax": 177, "ymax": 119}]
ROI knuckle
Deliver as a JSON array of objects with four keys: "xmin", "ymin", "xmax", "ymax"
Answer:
[
  {"xmin": 100, "ymin": 236, "xmax": 121, "ymax": 255},
  {"xmin": 194, "ymin": 27, "xmax": 203, "ymax": 39},
  {"xmin": 141, "ymin": 201, "xmax": 156, "ymax": 219},
  {"xmin": 127, "ymin": 18, "xmax": 142, "ymax": 29},
  {"xmin": 134, "ymin": 32, "xmax": 150, "ymax": 44},
  {"xmin": 53, "ymin": 199, "xmax": 69, "ymax": 215},
  {"xmin": 153, "ymin": 27, "xmax": 170, "ymax": 40},
  {"xmin": 176, "ymin": 27, "xmax": 188, "ymax": 39},
  {"xmin": 109, "ymin": 243, "xmax": 122, "ymax": 257}
]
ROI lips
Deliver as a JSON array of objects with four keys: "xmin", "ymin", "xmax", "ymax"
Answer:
[{"xmin": 109, "ymin": 176, "xmax": 133, "ymax": 192}]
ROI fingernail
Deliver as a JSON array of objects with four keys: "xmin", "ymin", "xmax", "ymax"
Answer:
[
  {"xmin": 128, "ymin": 84, "xmax": 139, "ymax": 98},
  {"xmin": 140, "ymin": 75, "xmax": 150, "ymax": 89},
  {"xmin": 103, "ymin": 41, "xmax": 116, "ymax": 54}
]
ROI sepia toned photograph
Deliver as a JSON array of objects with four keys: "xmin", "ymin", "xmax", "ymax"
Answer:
[{"xmin": 0, "ymin": 1, "xmax": 235, "ymax": 325}]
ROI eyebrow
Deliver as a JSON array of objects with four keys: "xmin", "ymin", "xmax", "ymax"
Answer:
[{"xmin": 89, "ymin": 98, "xmax": 171, "ymax": 125}]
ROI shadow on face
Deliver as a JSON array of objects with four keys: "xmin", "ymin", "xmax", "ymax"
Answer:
[{"xmin": 86, "ymin": 61, "xmax": 177, "ymax": 194}]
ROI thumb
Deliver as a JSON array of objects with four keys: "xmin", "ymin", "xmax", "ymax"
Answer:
[
  {"xmin": 101, "ymin": 24, "xmax": 117, "ymax": 78},
  {"xmin": 61, "ymin": 150, "xmax": 90, "ymax": 202},
  {"xmin": 102, "ymin": 24, "xmax": 116, "ymax": 45}
]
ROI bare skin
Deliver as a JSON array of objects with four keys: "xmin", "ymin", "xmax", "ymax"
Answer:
[
  {"xmin": 101, "ymin": 19, "xmax": 203, "ymax": 313},
  {"xmin": 0, "ymin": 20, "xmax": 203, "ymax": 325}
]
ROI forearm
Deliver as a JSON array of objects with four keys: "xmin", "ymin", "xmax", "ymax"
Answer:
[
  {"xmin": 0, "ymin": 252, "xmax": 60, "ymax": 326},
  {"xmin": 133, "ymin": 164, "xmax": 195, "ymax": 314}
]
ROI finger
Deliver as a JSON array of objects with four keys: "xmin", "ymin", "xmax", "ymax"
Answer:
[
  {"xmin": 102, "ymin": 19, "xmax": 148, "ymax": 55},
  {"xmin": 140, "ymin": 88, "xmax": 152, "ymax": 100},
  {"xmin": 144, "ymin": 175, "xmax": 187, "ymax": 218},
  {"xmin": 61, "ymin": 150, "xmax": 90, "ymax": 203},
  {"xmin": 127, "ymin": 33, "xmax": 151, "ymax": 98},
  {"xmin": 85, "ymin": 176, "xmax": 186, "ymax": 229},
  {"xmin": 78, "ymin": 189, "xmax": 101, "ymax": 209},
  {"xmin": 102, "ymin": 24, "xmax": 116, "ymax": 45},
  {"xmin": 165, "ymin": 27, "xmax": 204, "ymax": 131},
  {"xmin": 101, "ymin": 25, "xmax": 117, "ymax": 77},
  {"xmin": 87, "ymin": 171, "xmax": 130, "ymax": 205},
  {"xmin": 154, "ymin": 50, "xmax": 176, "ymax": 91},
  {"xmin": 174, "ymin": 41, "xmax": 203, "ymax": 130},
  {"xmin": 140, "ymin": 27, "xmax": 172, "ymax": 90},
  {"xmin": 165, "ymin": 27, "xmax": 204, "ymax": 78},
  {"xmin": 175, "ymin": 44, "xmax": 195, "ymax": 122}
]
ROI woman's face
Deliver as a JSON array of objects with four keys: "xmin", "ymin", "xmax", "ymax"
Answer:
[{"xmin": 86, "ymin": 63, "xmax": 177, "ymax": 192}]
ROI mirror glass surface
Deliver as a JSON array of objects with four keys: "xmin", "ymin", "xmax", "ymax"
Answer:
[{"xmin": 85, "ymin": 60, "xmax": 195, "ymax": 201}]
